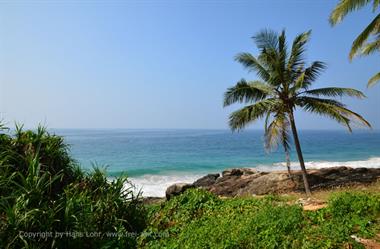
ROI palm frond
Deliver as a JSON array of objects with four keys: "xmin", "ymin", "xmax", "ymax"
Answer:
[
  {"xmin": 298, "ymin": 97, "xmax": 352, "ymax": 131},
  {"xmin": 294, "ymin": 61, "xmax": 326, "ymax": 90},
  {"xmin": 303, "ymin": 61, "xmax": 326, "ymax": 84},
  {"xmin": 264, "ymin": 112, "xmax": 272, "ymax": 132},
  {"xmin": 303, "ymin": 87, "xmax": 366, "ymax": 98},
  {"xmin": 281, "ymin": 123, "xmax": 291, "ymax": 153},
  {"xmin": 256, "ymin": 41, "xmax": 289, "ymax": 87},
  {"xmin": 297, "ymin": 96, "xmax": 371, "ymax": 131},
  {"xmin": 292, "ymin": 61, "xmax": 326, "ymax": 91},
  {"xmin": 287, "ymin": 30, "xmax": 311, "ymax": 74},
  {"xmin": 264, "ymin": 113, "xmax": 291, "ymax": 152},
  {"xmin": 294, "ymin": 71, "xmax": 306, "ymax": 90},
  {"xmin": 330, "ymin": 0, "xmax": 371, "ymax": 25},
  {"xmin": 235, "ymin": 53, "xmax": 270, "ymax": 81},
  {"xmin": 257, "ymin": 49, "xmax": 283, "ymax": 86},
  {"xmin": 252, "ymin": 29, "xmax": 279, "ymax": 51},
  {"xmin": 223, "ymin": 79, "xmax": 273, "ymax": 107},
  {"xmin": 361, "ymin": 34, "xmax": 380, "ymax": 55},
  {"xmin": 229, "ymin": 99, "xmax": 279, "ymax": 131},
  {"xmin": 349, "ymin": 13, "xmax": 380, "ymax": 59},
  {"xmin": 278, "ymin": 30, "xmax": 288, "ymax": 73},
  {"xmin": 374, "ymin": 0, "xmax": 380, "ymax": 10},
  {"xmin": 368, "ymin": 71, "xmax": 380, "ymax": 87}
]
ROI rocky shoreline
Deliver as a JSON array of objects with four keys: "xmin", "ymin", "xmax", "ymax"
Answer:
[{"xmin": 164, "ymin": 166, "xmax": 380, "ymax": 200}]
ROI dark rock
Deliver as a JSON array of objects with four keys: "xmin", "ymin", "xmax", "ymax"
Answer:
[
  {"xmin": 193, "ymin": 173, "xmax": 220, "ymax": 187},
  {"xmin": 222, "ymin": 168, "xmax": 257, "ymax": 177},
  {"xmin": 209, "ymin": 171, "xmax": 292, "ymax": 197},
  {"xmin": 237, "ymin": 172, "xmax": 296, "ymax": 196},
  {"xmin": 306, "ymin": 167, "xmax": 380, "ymax": 189},
  {"xmin": 165, "ymin": 183, "xmax": 193, "ymax": 200},
  {"xmin": 191, "ymin": 166, "xmax": 380, "ymax": 197}
]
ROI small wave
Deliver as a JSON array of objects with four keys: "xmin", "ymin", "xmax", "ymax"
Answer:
[
  {"xmin": 129, "ymin": 174, "xmax": 203, "ymax": 197},
  {"xmin": 126, "ymin": 157, "xmax": 380, "ymax": 197}
]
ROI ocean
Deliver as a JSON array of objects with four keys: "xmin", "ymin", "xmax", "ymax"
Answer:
[{"xmin": 53, "ymin": 129, "xmax": 380, "ymax": 197}]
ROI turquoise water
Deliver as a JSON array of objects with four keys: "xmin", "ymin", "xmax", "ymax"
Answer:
[{"xmin": 54, "ymin": 129, "xmax": 380, "ymax": 196}]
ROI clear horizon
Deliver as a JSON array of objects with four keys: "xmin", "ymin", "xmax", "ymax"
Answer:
[
  {"xmin": 9, "ymin": 126, "xmax": 380, "ymax": 132},
  {"xmin": 1, "ymin": 0, "xmax": 379, "ymax": 129}
]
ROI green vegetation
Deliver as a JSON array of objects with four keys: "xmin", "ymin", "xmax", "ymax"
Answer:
[
  {"xmin": 223, "ymin": 29, "xmax": 371, "ymax": 195},
  {"xmin": 0, "ymin": 125, "xmax": 147, "ymax": 249},
  {"xmin": 139, "ymin": 188, "xmax": 380, "ymax": 249},
  {"xmin": 330, "ymin": 0, "xmax": 380, "ymax": 87},
  {"xmin": 0, "ymin": 125, "xmax": 379, "ymax": 249}
]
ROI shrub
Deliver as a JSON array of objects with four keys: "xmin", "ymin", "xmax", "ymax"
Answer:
[
  {"xmin": 0, "ymin": 125, "xmax": 82, "ymax": 198},
  {"xmin": 0, "ymin": 125, "xmax": 147, "ymax": 249}
]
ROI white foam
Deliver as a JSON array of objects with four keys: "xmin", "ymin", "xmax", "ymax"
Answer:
[
  {"xmin": 129, "ymin": 174, "xmax": 203, "ymax": 197},
  {"xmin": 127, "ymin": 157, "xmax": 380, "ymax": 197}
]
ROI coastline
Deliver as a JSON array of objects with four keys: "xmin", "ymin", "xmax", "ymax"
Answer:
[{"xmin": 129, "ymin": 157, "xmax": 380, "ymax": 197}]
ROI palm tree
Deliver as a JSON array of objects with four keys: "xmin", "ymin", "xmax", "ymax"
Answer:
[
  {"xmin": 330, "ymin": 0, "xmax": 380, "ymax": 87},
  {"xmin": 223, "ymin": 30, "xmax": 371, "ymax": 195}
]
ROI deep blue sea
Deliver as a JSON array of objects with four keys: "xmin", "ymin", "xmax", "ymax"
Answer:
[{"xmin": 53, "ymin": 129, "xmax": 380, "ymax": 196}]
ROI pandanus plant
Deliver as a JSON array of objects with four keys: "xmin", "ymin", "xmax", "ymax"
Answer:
[{"xmin": 224, "ymin": 29, "xmax": 371, "ymax": 195}]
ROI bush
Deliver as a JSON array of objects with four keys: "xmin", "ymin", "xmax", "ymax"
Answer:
[
  {"xmin": 0, "ymin": 125, "xmax": 147, "ymax": 249},
  {"xmin": 0, "ymin": 125, "xmax": 82, "ymax": 198}
]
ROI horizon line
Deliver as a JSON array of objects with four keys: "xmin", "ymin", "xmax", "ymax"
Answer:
[{"xmin": 45, "ymin": 127, "xmax": 379, "ymax": 131}]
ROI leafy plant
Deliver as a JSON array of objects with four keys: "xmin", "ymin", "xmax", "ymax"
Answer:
[{"xmin": 0, "ymin": 125, "xmax": 147, "ymax": 249}]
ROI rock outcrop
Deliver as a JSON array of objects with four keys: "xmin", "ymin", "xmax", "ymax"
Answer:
[
  {"xmin": 165, "ymin": 183, "xmax": 194, "ymax": 200},
  {"xmin": 165, "ymin": 166, "xmax": 380, "ymax": 199},
  {"xmin": 193, "ymin": 173, "xmax": 220, "ymax": 187}
]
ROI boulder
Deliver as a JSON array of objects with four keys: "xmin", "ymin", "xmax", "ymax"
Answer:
[
  {"xmin": 165, "ymin": 183, "xmax": 193, "ymax": 200},
  {"xmin": 236, "ymin": 172, "xmax": 296, "ymax": 196},
  {"xmin": 222, "ymin": 168, "xmax": 257, "ymax": 177},
  {"xmin": 193, "ymin": 173, "xmax": 220, "ymax": 187}
]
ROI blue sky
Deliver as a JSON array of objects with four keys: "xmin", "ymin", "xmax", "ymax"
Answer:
[{"xmin": 0, "ymin": 0, "xmax": 379, "ymax": 130}]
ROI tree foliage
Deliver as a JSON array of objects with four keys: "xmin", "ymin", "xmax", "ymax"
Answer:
[{"xmin": 330, "ymin": 0, "xmax": 380, "ymax": 87}]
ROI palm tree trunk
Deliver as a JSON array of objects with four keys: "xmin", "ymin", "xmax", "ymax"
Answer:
[{"xmin": 288, "ymin": 111, "xmax": 311, "ymax": 196}]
